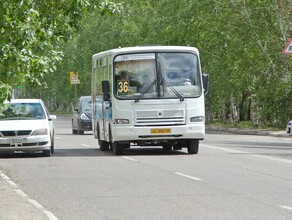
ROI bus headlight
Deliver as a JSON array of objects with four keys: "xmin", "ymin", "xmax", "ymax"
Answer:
[
  {"xmin": 190, "ymin": 116, "xmax": 204, "ymax": 122},
  {"xmin": 115, "ymin": 119, "xmax": 129, "ymax": 124}
]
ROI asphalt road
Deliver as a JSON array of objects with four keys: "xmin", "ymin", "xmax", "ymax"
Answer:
[{"xmin": 0, "ymin": 117, "xmax": 292, "ymax": 220}]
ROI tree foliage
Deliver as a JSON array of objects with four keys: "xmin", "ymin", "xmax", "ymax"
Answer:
[
  {"xmin": 11, "ymin": 0, "xmax": 292, "ymax": 127},
  {"xmin": 0, "ymin": 0, "xmax": 123, "ymax": 108}
]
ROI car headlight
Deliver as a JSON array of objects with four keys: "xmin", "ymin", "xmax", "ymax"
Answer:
[
  {"xmin": 190, "ymin": 116, "xmax": 204, "ymax": 122},
  {"xmin": 32, "ymin": 128, "xmax": 48, "ymax": 135},
  {"xmin": 115, "ymin": 119, "xmax": 129, "ymax": 124},
  {"xmin": 81, "ymin": 113, "xmax": 90, "ymax": 120}
]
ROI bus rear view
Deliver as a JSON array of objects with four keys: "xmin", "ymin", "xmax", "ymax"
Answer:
[{"xmin": 92, "ymin": 46, "xmax": 208, "ymax": 155}]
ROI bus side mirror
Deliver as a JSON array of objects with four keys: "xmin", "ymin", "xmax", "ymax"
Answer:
[
  {"xmin": 103, "ymin": 93, "xmax": 110, "ymax": 102},
  {"xmin": 102, "ymin": 80, "xmax": 110, "ymax": 93},
  {"xmin": 102, "ymin": 80, "xmax": 110, "ymax": 101},
  {"xmin": 202, "ymin": 74, "xmax": 209, "ymax": 94}
]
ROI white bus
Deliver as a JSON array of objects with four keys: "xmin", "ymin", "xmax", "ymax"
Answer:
[{"xmin": 91, "ymin": 46, "xmax": 208, "ymax": 155}]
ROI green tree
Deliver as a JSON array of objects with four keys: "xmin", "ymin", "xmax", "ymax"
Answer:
[
  {"xmin": 26, "ymin": 0, "xmax": 292, "ymax": 127},
  {"xmin": 0, "ymin": 0, "xmax": 122, "ymax": 108}
]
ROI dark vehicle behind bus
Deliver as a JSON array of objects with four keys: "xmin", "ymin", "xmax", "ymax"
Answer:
[{"xmin": 72, "ymin": 96, "xmax": 93, "ymax": 135}]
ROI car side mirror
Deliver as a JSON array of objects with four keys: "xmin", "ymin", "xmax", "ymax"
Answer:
[{"xmin": 49, "ymin": 115, "xmax": 57, "ymax": 121}]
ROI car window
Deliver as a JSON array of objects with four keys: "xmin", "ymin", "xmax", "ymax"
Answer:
[
  {"xmin": 0, "ymin": 103, "xmax": 45, "ymax": 120},
  {"xmin": 82, "ymin": 100, "xmax": 92, "ymax": 111}
]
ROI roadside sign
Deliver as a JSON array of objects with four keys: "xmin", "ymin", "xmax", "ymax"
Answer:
[
  {"xmin": 282, "ymin": 38, "xmax": 292, "ymax": 54},
  {"xmin": 70, "ymin": 71, "xmax": 80, "ymax": 84}
]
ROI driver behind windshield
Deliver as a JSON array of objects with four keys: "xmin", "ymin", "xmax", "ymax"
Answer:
[{"xmin": 138, "ymin": 74, "xmax": 153, "ymax": 93}]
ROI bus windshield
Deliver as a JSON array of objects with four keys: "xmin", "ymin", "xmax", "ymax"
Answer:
[{"xmin": 114, "ymin": 52, "xmax": 202, "ymax": 100}]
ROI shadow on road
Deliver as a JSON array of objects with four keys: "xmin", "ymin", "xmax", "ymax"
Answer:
[
  {"xmin": 0, "ymin": 147, "xmax": 189, "ymax": 159},
  {"xmin": 53, "ymin": 147, "xmax": 188, "ymax": 157},
  {"xmin": 0, "ymin": 152, "xmax": 49, "ymax": 159}
]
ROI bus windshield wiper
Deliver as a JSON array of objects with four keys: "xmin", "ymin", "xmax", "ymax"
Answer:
[
  {"xmin": 161, "ymin": 77, "xmax": 184, "ymax": 101},
  {"xmin": 135, "ymin": 80, "xmax": 157, "ymax": 103}
]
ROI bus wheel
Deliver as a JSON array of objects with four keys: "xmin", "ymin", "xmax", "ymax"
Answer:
[
  {"xmin": 112, "ymin": 142, "xmax": 124, "ymax": 155},
  {"xmin": 187, "ymin": 140, "xmax": 199, "ymax": 154},
  {"xmin": 100, "ymin": 140, "xmax": 109, "ymax": 151}
]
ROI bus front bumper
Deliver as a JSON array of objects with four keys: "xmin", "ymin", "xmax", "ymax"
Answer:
[{"xmin": 112, "ymin": 124, "xmax": 205, "ymax": 142}]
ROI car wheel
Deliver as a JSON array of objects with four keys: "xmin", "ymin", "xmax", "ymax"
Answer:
[
  {"xmin": 100, "ymin": 140, "xmax": 110, "ymax": 151},
  {"xmin": 51, "ymin": 134, "xmax": 55, "ymax": 154},
  {"xmin": 187, "ymin": 140, "xmax": 199, "ymax": 154},
  {"xmin": 72, "ymin": 129, "xmax": 78, "ymax": 134},
  {"xmin": 77, "ymin": 129, "xmax": 84, "ymax": 135},
  {"xmin": 122, "ymin": 143, "xmax": 130, "ymax": 149},
  {"xmin": 287, "ymin": 127, "xmax": 291, "ymax": 134},
  {"xmin": 77, "ymin": 122, "xmax": 84, "ymax": 135},
  {"xmin": 43, "ymin": 149, "xmax": 51, "ymax": 157},
  {"xmin": 112, "ymin": 142, "xmax": 124, "ymax": 155}
]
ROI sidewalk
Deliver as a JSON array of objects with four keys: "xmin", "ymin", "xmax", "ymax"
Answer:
[{"xmin": 206, "ymin": 126, "xmax": 290, "ymax": 138}]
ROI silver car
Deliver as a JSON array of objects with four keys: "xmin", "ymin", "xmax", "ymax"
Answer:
[{"xmin": 0, "ymin": 99, "xmax": 56, "ymax": 156}]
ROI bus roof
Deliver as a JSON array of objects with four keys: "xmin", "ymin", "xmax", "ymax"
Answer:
[{"xmin": 92, "ymin": 45, "xmax": 199, "ymax": 61}]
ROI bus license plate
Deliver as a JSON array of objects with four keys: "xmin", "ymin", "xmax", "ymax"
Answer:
[{"xmin": 151, "ymin": 128, "xmax": 171, "ymax": 134}]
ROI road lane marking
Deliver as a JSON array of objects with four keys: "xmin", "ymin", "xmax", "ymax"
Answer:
[
  {"xmin": 251, "ymin": 154, "xmax": 292, "ymax": 164},
  {"xmin": 201, "ymin": 144, "xmax": 247, "ymax": 154},
  {"xmin": 175, "ymin": 172, "xmax": 203, "ymax": 181},
  {"xmin": 280, "ymin": 206, "xmax": 292, "ymax": 212},
  {"xmin": 81, "ymin": 144, "xmax": 93, "ymax": 148},
  {"xmin": 122, "ymin": 156, "xmax": 138, "ymax": 162},
  {"xmin": 54, "ymin": 136, "xmax": 62, "ymax": 140},
  {"xmin": 201, "ymin": 144, "xmax": 292, "ymax": 164},
  {"xmin": 0, "ymin": 170, "xmax": 59, "ymax": 220}
]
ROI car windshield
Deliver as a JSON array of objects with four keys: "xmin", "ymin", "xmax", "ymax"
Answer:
[
  {"xmin": 0, "ymin": 103, "xmax": 45, "ymax": 120},
  {"xmin": 113, "ymin": 52, "xmax": 202, "ymax": 100},
  {"xmin": 82, "ymin": 100, "xmax": 92, "ymax": 112}
]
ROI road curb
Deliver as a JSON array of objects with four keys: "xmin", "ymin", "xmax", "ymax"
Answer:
[{"xmin": 206, "ymin": 126, "xmax": 291, "ymax": 138}]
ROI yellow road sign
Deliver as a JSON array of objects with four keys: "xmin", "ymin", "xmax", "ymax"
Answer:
[{"xmin": 70, "ymin": 71, "xmax": 80, "ymax": 84}]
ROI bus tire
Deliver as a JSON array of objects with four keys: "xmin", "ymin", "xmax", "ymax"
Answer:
[
  {"xmin": 100, "ymin": 140, "xmax": 109, "ymax": 151},
  {"xmin": 187, "ymin": 140, "xmax": 199, "ymax": 154},
  {"xmin": 96, "ymin": 123, "xmax": 101, "ymax": 146},
  {"xmin": 112, "ymin": 142, "xmax": 124, "ymax": 155}
]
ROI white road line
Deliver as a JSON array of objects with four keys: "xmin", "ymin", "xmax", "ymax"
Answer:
[
  {"xmin": 201, "ymin": 144, "xmax": 292, "ymax": 164},
  {"xmin": 0, "ymin": 170, "xmax": 59, "ymax": 220},
  {"xmin": 280, "ymin": 205, "xmax": 292, "ymax": 212},
  {"xmin": 81, "ymin": 144, "xmax": 93, "ymax": 148},
  {"xmin": 54, "ymin": 136, "xmax": 62, "ymax": 140},
  {"xmin": 175, "ymin": 172, "xmax": 203, "ymax": 181},
  {"xmin": 251, "ymin": 154, "xmax": 292, "ymax": 164},
  {"xmin": 122, "ymin": 156, "xmax": 138, "ymax": 162},
  {"xmin": 201, "ymin": 144, "xmax": 247, "ymax": 154}
]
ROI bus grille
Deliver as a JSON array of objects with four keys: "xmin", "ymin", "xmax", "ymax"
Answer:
[{"xmin": 135, "ymin": 110, "xmax": 185, "ymax": 126}]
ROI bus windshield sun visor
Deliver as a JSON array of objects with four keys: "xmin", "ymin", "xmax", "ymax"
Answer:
[{"xmin": 135, "ymin": 80, "xmax": 157, "ymax": 103}]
